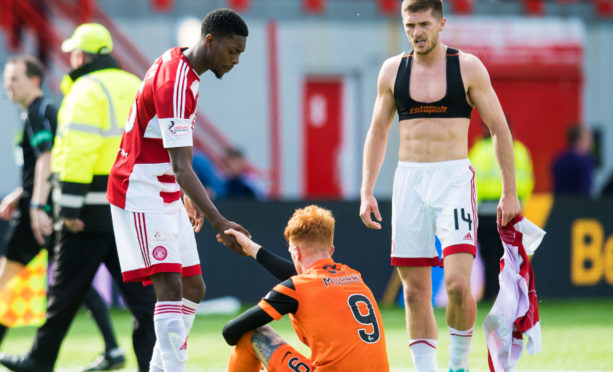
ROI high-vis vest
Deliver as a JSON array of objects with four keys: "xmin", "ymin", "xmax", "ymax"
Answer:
[
  {"xmin": 52, "ymin": 66, "xmax": 140, "ymax": 232},
  {"xmin": 468, "ymin": 137, "xmax": 534, "ymax": 204}
]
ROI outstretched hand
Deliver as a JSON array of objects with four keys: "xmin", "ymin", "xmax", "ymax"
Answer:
[
  {"xmin": 216, "ymin": 228, "xmax": 261, "ymax": 258},
  {"xmin": 216, "ymin": 221, "xmax": 250, "ymax": 256}
]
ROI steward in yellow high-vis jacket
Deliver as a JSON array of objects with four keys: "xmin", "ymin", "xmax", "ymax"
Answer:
[
  {"xmin": 468, "ymin": 137, "xmax": 534, "ymax": 205},
  {"xmin": 0, "ymin": 24, "xmax": 156, "ymax": 372},
  {"xmin": 51, "ymin": 47, "xmax": 140, "ymax": 232}
]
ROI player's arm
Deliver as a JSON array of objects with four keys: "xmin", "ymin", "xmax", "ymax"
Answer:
[
  {"xmin": 360, "ymin": 57, "xmax": 398, "ymax": 230},
  {"xmin": 256, "ymin": 248, "xmax": 297, "ymax": 280},
  {"xmin": 30, "ymin": 151, "xmax": 52, "ymax": 244},
  {"xmin": 29, "ymin": 103, "xmax": 55, "ymax": 244},
  {"xmin": 222, "ymin": 306, "xmax": 274, "ymax": 346},
  {"xmin": 221, "ymin": 228, "xmax": 297, "ymax": 280},
  {"xmin": 167, "ymin": 146, "xmax": 249, "ymax": 255},
  {"xmin": 155, "ymin": 79, "xmax": 249, "ymax": 254},
  {"xmin": 463, "ymin": 53, "xmax": 520, "ymax": 226},
  {"xmin": 223, "ymin": 279, "xmax": 298, "ymax": 345}
]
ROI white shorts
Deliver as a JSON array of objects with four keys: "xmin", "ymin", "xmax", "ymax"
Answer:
[
  {"xmin": 110, "ymin": 204, "xmax": 201, "ymax": 284},
  {"xmin": 391, "ymin": 159, "xmax": 477, "ymax": 266}
]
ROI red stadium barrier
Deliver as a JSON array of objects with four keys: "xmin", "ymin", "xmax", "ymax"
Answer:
[
  {"xmin": 524, "ymin": 0, "xmax": 546, "ymax": 16},
  {"xmin": 78, "ymin": 0, "xmax": 94, "ymax": 22},
  {"xmin": 228, "ymin": 0, "xmax": 251, "ymax": 13},
  {"xmin": 451, "ymin": 0, "xmax": 474, "ymax": 15},
  {"xmin": 377, "ymin": 0, "xmax": 399, "ymax": 15},
  {"xmin": 595, "ymin": 0, "xmax": 613, "ymax": 17},
  {"xmin": 150, "ymin": 0, "xmax": 174, "ymax": 13},
  {"xmin": 303, "ymin": 0, "xmax": 326, "ymax": 14}
]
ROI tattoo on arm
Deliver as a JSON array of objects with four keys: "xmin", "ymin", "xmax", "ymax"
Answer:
[{"xmin": 251, "ymin": 325, "xmax": 286, "ymax": 367}]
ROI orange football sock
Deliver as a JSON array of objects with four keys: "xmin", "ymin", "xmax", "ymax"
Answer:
[{"xmin": 228, "ymin": 331, "xmax": 263, "ymax": 372}]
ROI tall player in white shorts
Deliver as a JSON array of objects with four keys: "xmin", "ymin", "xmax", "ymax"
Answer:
[
  {"xmin": 360, "ymin": 1, "xmax": 521, "ymax": 370},
  {"xmin": 391, "ymin": 159, "xmax": 477, "ymax": 266},
  {"xmin": 107, "ymin": 9, "xmax": 250, "ymax": 372}
]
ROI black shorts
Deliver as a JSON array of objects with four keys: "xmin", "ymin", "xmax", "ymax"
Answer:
[{"xmin": 3, "ymin": 197, "xmax": 46, "ymax": 265}]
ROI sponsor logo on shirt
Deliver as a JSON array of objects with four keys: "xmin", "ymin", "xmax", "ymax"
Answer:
[
  {"xmin": 151, "ymin": 231, "xmax": 165, "ymax": 243},
  {"xmin": 409, "ymin": 105, "xmax": 448, "ymax": 115},
  {"xmin": 167, "ymin": 120, "xmax": 191, "ymax": 136}
]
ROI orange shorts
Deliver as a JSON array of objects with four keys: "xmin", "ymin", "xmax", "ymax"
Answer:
[{"xmin": 268, "ymin": 344, "xmax": 313, "ymax": 372}]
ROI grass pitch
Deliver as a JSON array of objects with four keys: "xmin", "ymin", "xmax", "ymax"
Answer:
[{"xmin": 0, "ymin": 298, "xmax": 611, "ymax": 371}]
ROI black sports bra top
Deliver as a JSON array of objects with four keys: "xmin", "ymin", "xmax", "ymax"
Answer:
[{"xmin": 394, "ymin": 47, "xmax": 473, "ymax": 120}]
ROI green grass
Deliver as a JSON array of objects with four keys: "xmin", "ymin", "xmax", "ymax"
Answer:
[{"xmin": 1, "ymin": 298, "xmax": 612, "ymax": 371}]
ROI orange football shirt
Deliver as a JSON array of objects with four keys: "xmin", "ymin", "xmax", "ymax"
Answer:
[{"xmin": 258, "ymin": 258, "xmax": 389, "ymax": 371}]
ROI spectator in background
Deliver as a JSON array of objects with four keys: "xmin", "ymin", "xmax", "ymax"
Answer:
[
  {"xmin": 192, "ymin": 150, "xmax": 227, "ymax": 199},
  {"xmin": 223, "ymin": 148, "xmax": 262, "ymax": 199},
  {"xmin": 552, "ymin": 124, "xmax": 594, "ymax": 196},
  {"xmin": 192, "ymin": 148, "xmax": 265, "ymax": 200},
  {"xmin": 469, "ymin": 121, "xmax": 534, "ymax": 300}
]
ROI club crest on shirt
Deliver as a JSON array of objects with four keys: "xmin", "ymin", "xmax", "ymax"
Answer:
[
  {"xmin": 167, "ymin": 120, "xmax": 191, "ymax": 136},
  {"xmin": 153, "ymin": 246, "xmax": 168, "ymax": 261}
]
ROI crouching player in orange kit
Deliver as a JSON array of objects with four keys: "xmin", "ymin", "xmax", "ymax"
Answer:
[{"xmin": 221, "ymin": 205, "xmax": 390, "ymax": 371}]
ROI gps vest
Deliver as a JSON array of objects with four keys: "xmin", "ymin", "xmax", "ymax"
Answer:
[{"xmin": 394, "ymin": 47, "xmax": 473, "ymax": 120}]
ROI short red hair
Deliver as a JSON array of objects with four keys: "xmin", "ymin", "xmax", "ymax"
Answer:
[{"xmin": 284, "ymin": 205, "xmax": 335, "ymax": 248}]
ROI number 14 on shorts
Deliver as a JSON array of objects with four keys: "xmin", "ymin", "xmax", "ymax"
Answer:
[{"xmin": 453, "ymin": 208, "xmax": 473, "ymax": 231}]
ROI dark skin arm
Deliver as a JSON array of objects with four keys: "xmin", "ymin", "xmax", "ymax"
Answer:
[{"xmin": 168, "ymin": 146, "xmax": 249, "ymax": 255}]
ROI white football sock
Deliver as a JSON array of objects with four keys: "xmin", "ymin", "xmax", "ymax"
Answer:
[
  {"xmin": 409, "ymin": 338, "xmax": 438, "ymax": 372},
  {"xmin": 154, "ymin": 301, "xmax": 187, "ymax": 372},
  {"xmin": 448, "ymin": 326, "xmax": 473, "ymax": 371},
  {"xmin": 149, "ymin": 341, "xmax": 163, "ymax": 372},
  {"xmin": 182, "ymin": 298, "xmax": 198, "ymax": 337}
]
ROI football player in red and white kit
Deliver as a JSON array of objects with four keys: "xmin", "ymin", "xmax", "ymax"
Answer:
[{"xmin": 107, "ymin": 8, "xmax": 249, "ymax": 372}]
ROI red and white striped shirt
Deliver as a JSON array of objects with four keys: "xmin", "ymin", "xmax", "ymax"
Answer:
[
  {"xmin": 107, "ymin": 47, "xmax": 200, "ymax": 212},
  {"xmin": 484, "ymin": 215, "xmax": 544, "ymax": 372}
]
